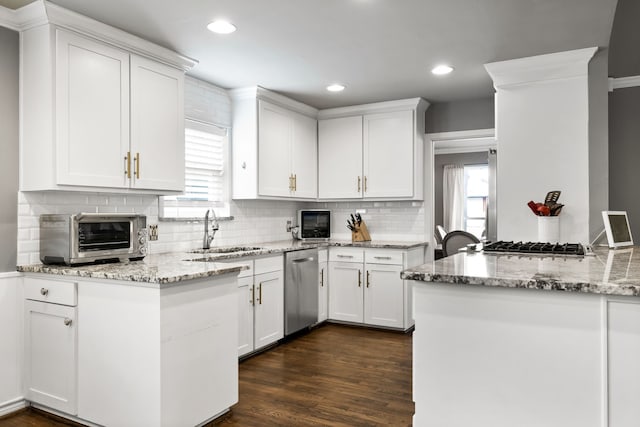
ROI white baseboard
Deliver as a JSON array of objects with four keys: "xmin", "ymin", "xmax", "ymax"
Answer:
[{"xmin": 0, "ymin": 397, "xmax": 28, "ymax": 417}]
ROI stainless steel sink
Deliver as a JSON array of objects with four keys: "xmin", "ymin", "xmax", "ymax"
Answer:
[{"xmin": 189, "ymin": 246, "xmax": 264, "ymax": 254}]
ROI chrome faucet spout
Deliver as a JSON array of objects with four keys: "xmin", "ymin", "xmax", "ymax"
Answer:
[{"xmin": 203, "ymin": 209, "xmax": 219, "ymax": 249}]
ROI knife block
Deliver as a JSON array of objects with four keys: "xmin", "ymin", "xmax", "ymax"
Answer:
[{"xmin": 352, "ymin": 221, "xmax": 371, "ymax": 242}]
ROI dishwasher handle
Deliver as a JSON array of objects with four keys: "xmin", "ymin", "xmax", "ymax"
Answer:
[{"xmin": 292, "ymin": 257, "xmax": 314, "ymax": 263}]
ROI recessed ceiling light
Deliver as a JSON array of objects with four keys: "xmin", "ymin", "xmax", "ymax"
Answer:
[
  {"xmin": 431, "ymin": 64, "xmax": 454, "ymax": 75},
  {"xmin": 207, "ymin": 20, "xmax": 237, "ymax": 34},
  {"xmin": 327, "ymin": 84, "xmax": 345, "ymax": 92}
]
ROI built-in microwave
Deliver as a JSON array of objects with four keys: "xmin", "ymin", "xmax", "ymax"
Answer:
[
  {"xmin": 40, "ymin": 213, "xmax": 147, "ymax": 265},
  {"xmin": 297, "ymin": 209, "xmax": 331, "ymax": 241}
]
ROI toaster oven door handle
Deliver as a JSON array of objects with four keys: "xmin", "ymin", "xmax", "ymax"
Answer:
[{"xmin": 74, "ymin": 213, "xmax": 143, "ymax": 221}]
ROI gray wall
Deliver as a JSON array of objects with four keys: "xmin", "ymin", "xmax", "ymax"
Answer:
[
  {"xmin": 609, "ymin": 86, "xmax": 640, "ymax": 241},
  {"xmin": 425, "ymin": 97, "xmax": 495, "ymax": 134},
  {"xmin": 434, "ymin": 151, "xmax": 489, "ymax": 232},
  {"xmin": 0, "ymin": 27, "xmax": 18, "ymax": 272}
]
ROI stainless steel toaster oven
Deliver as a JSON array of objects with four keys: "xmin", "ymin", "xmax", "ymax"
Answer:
[{"xmin": 40, "ymin": 213, "xmax": 147, "ymax": 265}]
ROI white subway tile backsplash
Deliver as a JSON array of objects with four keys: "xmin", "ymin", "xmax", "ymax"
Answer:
[{"xmin": 17, "ymin": 191, "xmax": 426, "ymax": 264}]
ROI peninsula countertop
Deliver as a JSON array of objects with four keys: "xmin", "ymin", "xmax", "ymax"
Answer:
[
  {"xmin": 401, "ymin": 246, "xmax": 640, "ymax": 297},
  {"xmin": 18, "ymin": 239, "xmax": 428, "ymax": 286}
]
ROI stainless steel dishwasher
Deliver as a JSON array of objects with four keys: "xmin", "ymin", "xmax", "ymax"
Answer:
[{"xmin": 284, "ymin": 248, "xmax": 319, "ymax": 336}]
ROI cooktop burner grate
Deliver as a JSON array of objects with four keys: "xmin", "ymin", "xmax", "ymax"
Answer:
[{"xmin": 483, "ymin": 241, "xmax": 585, "ymax": 256}]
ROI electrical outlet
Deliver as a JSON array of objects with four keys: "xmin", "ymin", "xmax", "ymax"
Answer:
[
  {"xmin": 149, "ymin": 224, "xmax": 158, "ymax": 241},
  {"xmin": 286, "ymin": 220, "xmax": 292, "ymax": 232}
]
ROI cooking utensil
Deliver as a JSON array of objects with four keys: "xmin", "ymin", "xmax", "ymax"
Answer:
[
  {"xmin": 550, "ymin": 204, "xmax": 564, "ymax": 216},
  {"xmin": 544, "ymin": 191, "xmax": 561, "ymax": 206},
  {"xmin": 355, "ymin": 213, "xmax": 362, "ymax": 225},
  {"xmin": 527, "ymin": 201, "xmax": 540, "ymax": 216},
  {"xmin": 350, "ymin": 214, "xmax": 357, "ymax": 225},
  {"xmin": 346, "ymin": 220, "xmax": 355, "ymax": 231}
]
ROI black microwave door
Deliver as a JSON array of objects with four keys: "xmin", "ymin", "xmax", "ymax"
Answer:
[{"xmin": 301, "ymin": 212, "xmax": 330, "ymax": 239}]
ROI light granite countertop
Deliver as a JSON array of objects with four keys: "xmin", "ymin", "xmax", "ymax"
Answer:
[
  {"xmin": 401, "ymin": 246, "xmax": 640, "ymax": 297},
  {"xmin": 18, "ymin": 239, "xmax": 428, "ymax": 286}
]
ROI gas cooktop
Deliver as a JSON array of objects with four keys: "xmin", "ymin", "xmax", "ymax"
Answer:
[{"xmin": 483, "ymin": 241, "xmax": 585, "ymax": 256}]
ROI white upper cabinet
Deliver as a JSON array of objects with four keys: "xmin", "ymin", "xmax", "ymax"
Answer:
[
  {"xmin": 363, "ymin": 110, "xmax": 414, "ymax": 198},
  {"xmin": 55, "ymin": 30, "xmax": 130, "ymax": 189},
  {"xmin": 231, "ymin": 87, "xmax": 318, "ymax": 200},
  {"xmin": 318, "ymin": 98, "xmax": 429, "ymax": 201},
  {"xmin": 318, "ymin": 116, "xmax": 363, "ymax": 199},
  {"xmin": 19, "ymin": 2, "xmax": 195, "ymax": 193},
  {"xmin": 130, "ymin": 56, "xmax": 185, "ymax": 192}
]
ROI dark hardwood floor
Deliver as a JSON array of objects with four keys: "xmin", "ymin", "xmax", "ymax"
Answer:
[{"xmin": 0, "ymin": 323, "xmax": 413, "ymax": 427}]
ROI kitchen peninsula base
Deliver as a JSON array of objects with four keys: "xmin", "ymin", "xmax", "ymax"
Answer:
[{"xmin": 412, "ymin": 282, "xmax": 640, "ymax": 427}]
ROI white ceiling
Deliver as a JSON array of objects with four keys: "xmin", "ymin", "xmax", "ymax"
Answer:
[{"xmin": 6, "ymin": 0, "xmax": 619, "ymax": 109}]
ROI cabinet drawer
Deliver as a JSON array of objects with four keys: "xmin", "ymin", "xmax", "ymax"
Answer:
[
  {"xmin": 255, "ymin": 255, "xmax": 283, "ymax": 274},
  {"xmin": 24, "ymin": 277, "xmax": 77, "ymax": 306},
  {"xmin": 329, "ymin": 248, "xmax": 364, "ymax": 263},
  {"xmin": 365, "ymin": 250, "xmax": 404, "ymax": 265}
]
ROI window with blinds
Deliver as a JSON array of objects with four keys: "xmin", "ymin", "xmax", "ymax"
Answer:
[{"xmin": 160, "ymin": 120, "xmax": 230, "ymax": 218}]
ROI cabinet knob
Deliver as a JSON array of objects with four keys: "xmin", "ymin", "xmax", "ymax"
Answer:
[
  {"xmin": 63, "ymin": 318, "xmax": 72, "ymax": 326},
  {"xmin": 40, "ymin": 288, "xmax": 49, "ymax": 296}
]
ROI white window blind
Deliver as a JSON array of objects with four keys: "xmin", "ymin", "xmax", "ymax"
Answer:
[{"xmin": 160, "ymin": 120, "xmax": 230, "ymax": 218}]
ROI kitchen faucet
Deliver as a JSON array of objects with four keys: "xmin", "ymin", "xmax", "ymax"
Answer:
[{"xmin": 203, "ymin": 209, "xmax": 219, "ymax": 249}]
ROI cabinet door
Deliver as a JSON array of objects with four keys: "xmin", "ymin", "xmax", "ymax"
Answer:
[
  {"xmin": 318, "ymin": 261, "xmax": 328, "ymax": 323},
  {"xmin": 55, "ymin": 30, "xmax": 130, "ymax": 188},
  {"xmin": 608, "ymin": 300, "xmax": 640, "ymax": 426},
  {"xmin": 238, "ymin": 277, "xmax": 255, "ymax": 357},
  {"xmin": 363, "ymin": 110, "xmax": 414, "ymax": 198},
  {"xmin": 318, "ymin": 116, "xmax": 363, "ymax": 199},
  {"xmin": 254, "ymin": 270, "xmax": 284, "ymax": 350},
  {"xmin": 25, "ymin": 300, "xmax": 77, "ymax": 415},
  {"xmin": 130, "ymin": 55, "xmax": 185, "ymax": 191},
  {"xmin": 328, "ymin": 262, "xmax": 364, "ymax": 323},
  {"xmin": 364, "ymin": 263, "xmax": 404, "ymax": 328},
  {"xmin": 291, "ymin": 111, "xmax": 318, "ymax": 198},
  {"xmin": 258, "ymin": 100, "xmax": 293, "ymax": 197}
]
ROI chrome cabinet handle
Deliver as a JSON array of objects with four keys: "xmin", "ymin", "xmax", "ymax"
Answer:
[
  {"xmin": 337, "ymin": 255, "xmax": 353, "ymax": 258},
  {"xmin": 40, "ymin": 288, "xmax": 49, "ymax": 296},
  {"xmin": 374, "ymin": 256, "xmax": 392, "ymax": 260},
  {"xmin": 63, "ymin": 318, "xmax": 72, "ymax": 326}
]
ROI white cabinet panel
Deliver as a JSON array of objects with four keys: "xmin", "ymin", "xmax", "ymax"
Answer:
[
  {"xmin": 364, "ymin": 264, "xmax": 404, "ymax": 328},
  {"xmin": 328, "ymin": 262, "xmax": 363, "ymax": 323},
  {"xmin": 25, "ymin": 300, "xmax": 77, "ymax": 415},
  {"xmin": 318, "ymin": 116, "xmax": 363, "ymax": 199},
  {"xmin": 130, "ymin": 55, "xmax": 185, "ymax": 191},
  {"xmin": 608, "ymin": 300, "xmax": 640, "ymax": 427},
  {"xmin": 291, "ymin": 111, "xmax": 318, "ymax": 198},
  {"xmin": 318, "ymin": 261, "xmax": 328, "ymax": 323},
  {"xmin": 55, "ymin": 29, "xmax": 129, "ymax": 188},
  {"xmin": 363, "ymin": 110, "xmax": 414, "ymax": 198},
  {"xmin": 254, "ymin": 270, "xmax": 284, "ymax": 350},
  {"xmin": 258, "ymin": 100, "xmax": 294, "ymax": 197},
  {"xmin": 238, "ymin": 277, "xmax": 255, "ymax": 357}
]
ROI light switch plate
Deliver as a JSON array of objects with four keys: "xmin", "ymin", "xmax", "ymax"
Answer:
[{"xmin": 149, "ymin": 224, "xmax": 158, "ymax": 241}]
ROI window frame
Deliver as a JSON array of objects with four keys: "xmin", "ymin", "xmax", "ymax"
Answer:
[{"xmin": 159, "ymin": 119, "xmax": 231, "ymax": 220}]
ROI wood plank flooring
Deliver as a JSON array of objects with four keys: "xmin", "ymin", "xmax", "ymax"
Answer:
[{"xmin": 0, "ymin": 323, "xmax": 413, "ymax": 426}]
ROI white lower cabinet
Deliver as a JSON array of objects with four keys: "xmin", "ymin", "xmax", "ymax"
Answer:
[
  {"xmin": 237, "ymin": 255, "xmax": 284, "ymax": 357},
  {"xmin": 24, "ymin": 300, "xmax": 77, "ymax": 415},
  {"xmin": 318, "ymin": 249, "xmax": 328, "ymax": 323},
  {"xmin": 364, "ymin": 264, "xmax": 404, "ymax": 328},
  {"xmin": 327, "ymin": 247, "xmax": 424, "ymax": 330}
]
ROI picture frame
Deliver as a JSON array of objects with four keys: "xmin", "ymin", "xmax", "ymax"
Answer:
[{"xmin": 602, "ymin": 210, "xmax": 634, "ymax": 248}]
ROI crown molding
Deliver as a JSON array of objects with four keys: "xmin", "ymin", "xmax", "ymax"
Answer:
[
  {"xmin": 317, "ymin": 98, "xmax": 429, "ymax": 120},
  {"xmin": 3, "ymin": 0, "xmax": 197, "ymax": 71},
  {"xmin": 485, "ymin": 47, "xmax": 598, "ymax": 89},
  {"xmin": 229, "ymin": 86, "xmax": 319, "ymax": 117},
  {"xmin": 609, "ymin": 75, "xmax": 640, "ymax": 92}
]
